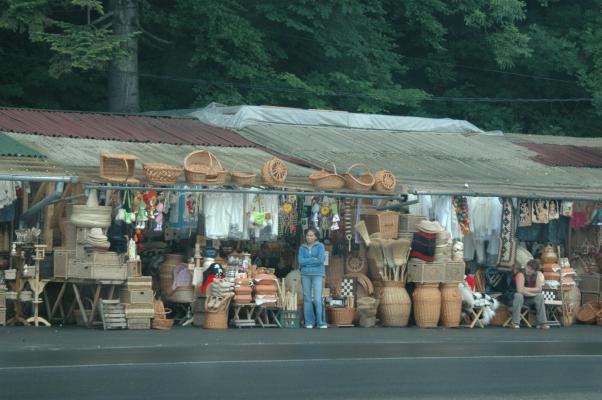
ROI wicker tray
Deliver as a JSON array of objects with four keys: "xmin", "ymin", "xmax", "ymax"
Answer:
[
  {"xmin": 143, "ymin": 163, "xmax": 183, "ymax": 185},
  {"xmin": 309, "ymin": 161, "xmax": 346, "ymax": 190}
]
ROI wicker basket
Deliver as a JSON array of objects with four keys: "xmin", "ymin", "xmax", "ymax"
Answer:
[
  {"xmin": 342, "ymin": 163, "xmax": 375, "ymax": 192},
  {"xmin": 143, "ymin": 163, "xmax": 183, "ymax": 185},
  {"xmin": 576, "ymin": 302, "xmax": 601, "ymax": 324},
  {"xmin": 373, "ymin": 170, "xmax": 396, "ymax": 193},
  {"xmin": 152, "ymin": 317, "xmax": 174, "ymax": 330},
  {"xmin": 362, "ymin": 211, "xmax": 400, "ymax": 239},
  {"xmin": 183, "ymin": 150, "xmax": 228, "ymax": 185},
  {"xmin": 100, "ymin": 153, "xmax": 138, "ymax": 183},
  {"xmin": 327, "ymin": 307, "xmax": 355, "ymax": 325},
  {"xmin": 230, "ymin": 161, "xmax": 257, "ymax": 186},
  {"xmin": 203, "ymin": 307, "xmax": 229, "ymax": 329},
  {"xmin": 308, "ymin": 161, "xmax": 346, "ymax": 190},
  {"xmin": 261, "ymin": 158, "xmax": 288, "ymax": 186}
]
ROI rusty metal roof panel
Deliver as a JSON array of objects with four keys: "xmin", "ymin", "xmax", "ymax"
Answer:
[
  {"xmin": 515, "ymin": 143, "xmax": 602, "ymax": 167},
  {"xmin": 0, "ymin": 107, "xmax": 256, "ymax": 146}
]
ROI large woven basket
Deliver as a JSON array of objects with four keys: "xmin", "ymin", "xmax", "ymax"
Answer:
[
  {"xmin": 576, "ymin": 302, "xmax": 601, "ymax": 324},
  {"xmin": 373, "ymin": 170, "xmax": 396, "ymax": 193},
  {"xmin": 184, "ymin": 150, "xmax": 228, "ymax": 185},
  {"xmin": 230, "ymin": 161, "xmax": 256, "ymax": 186},
  {"xmin": 100, "ymin": 153, "xmax": 138, "ymax": 183},
  {"xmin": 261, "ymin": 158, "xmax": 288, "ymax": 186},
  {"xmin": 342, "ymin": 163, "xmax": 375, "ymax": 192},
  {"xmin": 308, "ymin": 161, "xmax": 346, "ymax": 190},
  {"xmin": 143, "ymin": 163, "xmax": 183, "ymax": 185},
  {"xmin": 327, "ymin": 307, "xmax": 355, "ymax": 325}
]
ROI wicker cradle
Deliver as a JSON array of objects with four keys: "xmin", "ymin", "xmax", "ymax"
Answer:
[
  {"xmin": 99, "ymin": 153, "xmax": 138, "ymax": 183},
  {"xmin": 183, "ymin": 150, "xmax": 228, "ymax": 185}
]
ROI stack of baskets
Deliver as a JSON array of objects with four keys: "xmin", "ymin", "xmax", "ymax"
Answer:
[
  {"xmin": 183, "ymin": 150, "xmax": 228, "ymax": 185},
  {"xmin": 309, "ymin": 161, "xmax": 345, "ymax": 190}
]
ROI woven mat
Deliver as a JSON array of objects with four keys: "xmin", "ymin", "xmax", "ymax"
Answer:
[{"xmin": 497, "ymin": 198, "xmax": 517, "ymax": 268}]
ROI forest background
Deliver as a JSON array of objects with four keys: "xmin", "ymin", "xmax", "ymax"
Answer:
[{"xmin": 1, "ymin": 0, "xmax": 601, "ymax": 137}]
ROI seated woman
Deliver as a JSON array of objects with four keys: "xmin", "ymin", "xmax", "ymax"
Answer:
[{"xmin": 511, "ymin": 259, "xmax": 549, "ymax": 329}]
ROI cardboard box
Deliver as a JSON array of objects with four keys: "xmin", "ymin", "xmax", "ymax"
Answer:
[{"xmin": 407, "ymin": 261, "xmax": 445, "ymax": 283}]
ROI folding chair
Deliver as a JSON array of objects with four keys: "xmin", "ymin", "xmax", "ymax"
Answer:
[{"xmin": 503, "ymin": 305, "xmax": 531, "ymax": 328}]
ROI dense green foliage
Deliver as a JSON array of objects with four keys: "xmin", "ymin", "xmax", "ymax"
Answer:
[{"xmin": 1, "ymin": 0, "xmax": 601, "ymax": 136}]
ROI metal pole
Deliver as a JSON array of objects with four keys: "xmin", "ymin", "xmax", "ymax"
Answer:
[
  {"xmin": 83, "ymin": 184, "xmax": 405, "ymax": 200},
  {"xmin": 0, "ymin": 174, "xmax": 79, "ymax": 183}
]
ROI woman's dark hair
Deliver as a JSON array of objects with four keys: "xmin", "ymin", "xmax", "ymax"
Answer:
[
  {"xmin": 526, "ymin": 259, "xmax": 540, "ymax": 271},
  {"xmin": 305, "ymin": 228, "xmax": 319, "ymax": 238}
]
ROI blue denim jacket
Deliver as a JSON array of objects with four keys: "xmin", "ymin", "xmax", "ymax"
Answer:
[{"xmin": 298, "ymin": 242, "xmax": 326, "ymax": 276}]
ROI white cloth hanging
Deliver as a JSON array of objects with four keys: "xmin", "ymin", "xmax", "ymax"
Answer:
[{"xmin": 204, "ymin": 193, "xmax": 245, "ymax": 239}]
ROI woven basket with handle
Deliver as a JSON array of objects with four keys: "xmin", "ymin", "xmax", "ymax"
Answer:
[
  {"xmin": 261, "ymin": 158, "xmax": 288, "ymax": 186},
  {"xmin": 343, "ymin": 163, "xmax": 375, "ymax": 192},
  {"xmin": 100, "ymin": 153, "xmax": 138, "ymax": 183},
  {"xmin": 327, "ymin": 307, "xmax": 355, "ymax": 325},
  {"xmin": 230, "ymin": 160, "xmax": 256, "ymax": 186},
  {"xmin": 308, "ymin": 161, "xmax": 346, "ymax": 190},
  {"xmin": 183, "ymin": 150, "xmax": 228, "ymax": 185},
  {"xmin": 143, "ymin": 163, "xmax": 183, "ymax": 185}
]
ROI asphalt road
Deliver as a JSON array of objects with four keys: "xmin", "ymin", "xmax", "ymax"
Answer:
[{"xmin": 2, "ymin": 338, "xmax": 601, "ymax": 400}]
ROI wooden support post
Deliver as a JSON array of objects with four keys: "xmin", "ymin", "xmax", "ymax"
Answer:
[
  {"xmin": 43, "ymin": 182, "xmax": 55, "ymax": 252},
  {"xmin": 72, "ymin": 283, "xmax": 88, "ymax": 326}
]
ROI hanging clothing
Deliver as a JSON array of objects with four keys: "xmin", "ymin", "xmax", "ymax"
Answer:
[
  {"xmin": 203, "ymin": 193, "xmax": 244, "ymax": 239},
  {"xmin": 0, "ymin": 181, "xmax": 17, "ymax": 210}
]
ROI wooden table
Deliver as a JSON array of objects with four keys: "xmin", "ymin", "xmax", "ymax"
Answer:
[
  {"xmin": 255, "ymin": 306, "xmax": 281, "ymax": 328},
  {"xmin": 46, "ymin": 278, "xmax": 125, "ymax": 328},
  {"xmin": 231, "ymin": 303, "xmax": 256, "ymax": 328}
]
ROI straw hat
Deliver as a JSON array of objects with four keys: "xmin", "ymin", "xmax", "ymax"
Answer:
[
  {"xmin": 88, "ymin": 228, "xmax": 106, "ymax": 240},
  {"xmin": 417, "ymin": 220, "xmax": 444, "ymax": 234}
]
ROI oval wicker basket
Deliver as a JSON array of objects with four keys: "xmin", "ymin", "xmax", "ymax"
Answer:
[
  {"xmin": 308, "ymin": 161, "xmax": 346, "ymax": 190},
  {"xmin": 327, "ymin": 307, "xmax": 355, "ymax": 325},
  {"xmin": 143, "ymin": 163, "xmax": 183, "ymax": 185},
  {"xmin": 230, "ymin": 161, "xmax": 256, "ymax": 186},
  {"xmin": 342, "ymin": 163, "xmax": 375, "ymax": 192},
  {"xmin": 576, "ymin": 302, "xmax": 602, "ymax": 324},
  {"xmin": 203, "ymin": 308, "xmax": 229, "ymax": 329},
  {"xmin": 183, "ymin": 150, "xmax": 228, "ymax": 185},
  {"xmin": 261, "ymin": 158, "xmax": 288, "ymax": 186},
  {"xmin": 373, "ymin": 170, "xmax": 396, "ymax": 193},
  {"xmin": 152, "ymin": 318, "xmax": 174, "ymax": 330}
]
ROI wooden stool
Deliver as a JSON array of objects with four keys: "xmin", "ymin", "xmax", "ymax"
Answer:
[
  {"xmin": 503, "ymin": 306, "xmax": 531, "ymax": 328},
  {"xmin": 463, "ymin": 307, "xmax": 485, "ymax": 328}
]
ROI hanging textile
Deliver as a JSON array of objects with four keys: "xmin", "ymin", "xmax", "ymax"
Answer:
[
  {"xmin": 204, "ymin": 193, "xmax": 244, "ymax": 239},
  {"xmin": 0, "ymin": 181, "xmax": 17, "ymax": 210},
  {"xmin": 497, "ymin": 198, "xmax": 517, "ymax": 269},
  {"xmin": 518, "ymin": 199, "xmax": 531, "ymax": 227}
]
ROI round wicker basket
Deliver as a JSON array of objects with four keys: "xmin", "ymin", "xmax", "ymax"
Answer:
[
  {"xmin": 308, "ymin": 161, "xmax": 345, "ymax": 190},
  {"xmin": 576, "ymin": 302, "xmax": 601, "ymax": 324},
  {"xmin": 183, "ymin": 150, "xmax": 228, "ymax": 185},
  {"xmin": 342, "ymin": 163, "xmax": 375, "ymax": 192},
  {"xmin": 143, "ymin": 163, "xmax": 183, "ymax": 185},
  {"xmin": 327, "ymin": 307, "xmax": 355, "ymax": 325},
  {"xmin": 261, "ymin": 158, "xmax": 288, "ymax": 186},
  {"xmin": 373, "ymin": 170, "xmax": 396, "ymax": 193},
  {"xmin": 230, "ymin": 161, "xmax": 256, "ymax": 186}
]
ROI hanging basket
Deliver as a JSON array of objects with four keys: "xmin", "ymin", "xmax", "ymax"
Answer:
[
  {"xmin": 230, "ymin": 161, "xmax": 257, "ymax": 186},
  {"xmin": 308, "ymin": 161, "xmax": 346, "ymax": 190},
  {"xmin": 143, "ymin": 163, "xmax": 183, "ymax": 185},
  {"xmin": 261, "ymin": 158, "xmax": 288, "ymax": 186},
  {"xmin": 183, "ymin": 150, "xmax": 228, "ymax": 185},
  {"xmin": 99, "ymin": 153, "xmax": 139, "ymax": 183},
  {"xmin": 373, "ymin": 170, "xmax": 397, "ymax": 193},
  {"xmin": 342, "ymin": 163, "xmax": 375, "ymax": 192}
]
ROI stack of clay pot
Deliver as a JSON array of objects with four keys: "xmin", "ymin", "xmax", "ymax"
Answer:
[
  {"xmin": 234, "ymin": 278, "xmax": 253, "ymax": 304},
  {"xmin": 254, "ymin": 273, "xmax": 278, "ymax": 306}
]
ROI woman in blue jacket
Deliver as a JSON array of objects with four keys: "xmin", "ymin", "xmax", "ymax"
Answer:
[{"xmin": 298, "ymin": 228, "xmax": 327, "ymax": 329}]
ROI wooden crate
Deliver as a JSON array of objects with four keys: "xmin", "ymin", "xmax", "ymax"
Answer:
[
  {"xmin": 125, "ymin": 276, "xmax": 152, "ymax": 290},
  {"xmin": 70, "ymin": 261, "xmax": 93, "ymax": 279},
  {"xmin": 100, "ymin": 300, "xmax": 127, "ymax": 330},
  {"xmin": 362, "ymin": 211, "xmax": 400, "ymax": 239},
  {"xmin": 445, "ymin": 261, "xmax": 466, "ymax": 283},
  {"xmin": 399, "ymin": 214, "xmax": 426, "ymax": 233},
  {"xmin": 407, "ymin": 261, "xmax": 445, "ymax": 283},
  {"xmin": 92, "ymin": 263, "xmax": 127, "ymax": 281},
  {"xmin": 86, "ymin": 251, "xmax": 123, "ymax": 265},
  {"xmin": 4, "ymin": 269, "xmax": 16, "ymax": 280},
  {"xmin": 53, "ymin": 248, "xmax": 76, "ymax": 278},
  {"xmin": 120, "ymin": 288, "xmax": 153, "ymax": 304},
  {"xmin": 127, "ymin": 318, "xmax": 151, "ymax": 330},
  {"xmin": 125, "ymin": 303, "xmax": 155, "ymax": 318},
  {"xmin": 127, "ymin": 259, "xmax": 142, "ymax": 277}
]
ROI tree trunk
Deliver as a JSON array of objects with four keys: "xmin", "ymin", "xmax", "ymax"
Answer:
[{"xmin": 108, "ymin": 0, "xmax": 139, "ymax": 113}]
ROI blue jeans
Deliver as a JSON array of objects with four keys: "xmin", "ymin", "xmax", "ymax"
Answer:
[{"xmin": 301, "ymin": 275, "xmax": 324, "ymax": 327}]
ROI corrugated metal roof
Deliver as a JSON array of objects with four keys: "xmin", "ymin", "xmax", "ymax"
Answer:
[
  {"xmin": 515, "ymin": 143, "xmax": 602, "ymax": 167},
  {"xmin": 0, "ymin": 133, "xmax": 44, "ymax": 158},
  {"xmin": 0, "ymin": 132, "xmax": 315, "ymax": 185},
  {"xmin": 236, "ymin": 124, "xmax": 602, "ymax": 200},
  {"xmin": 0, "ymin": 107, "xmax": 254, "ymax": 146}
]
